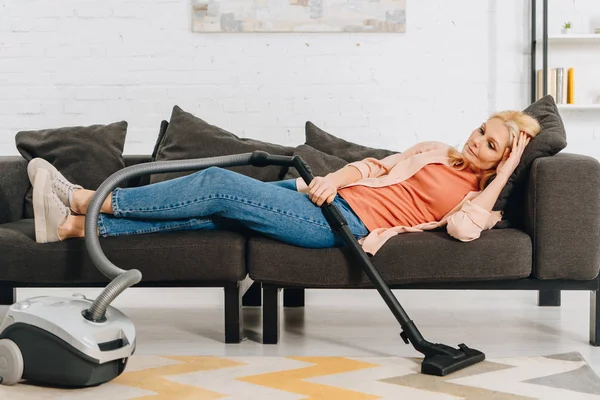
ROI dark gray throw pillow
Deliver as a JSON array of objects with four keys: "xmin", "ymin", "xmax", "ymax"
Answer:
[
  {"xmin": 492, "ymin": 94, "xmax": 568, "ymax": 228},
  {"xmin": 283, "ymin": 144, "xmax": 348, "ymax": 180},
  {"xmin": 151, "ymin": 106, "xmax": 294, "ymax": 184},
  {"xmin": 152, "ymin": 120, "xmax": 169, "ymax": 161},
  {"xmin": 15, "ymin": 121, "xmax": 128, "ymax": 218},
  {"xmin": 304, "ymin": 121, "xmax": 397, "ymax": 162}
]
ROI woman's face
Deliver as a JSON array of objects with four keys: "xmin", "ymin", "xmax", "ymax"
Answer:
[{"xmin": 462, "ymin": 118, "xmax": 511, "ymax": 172}]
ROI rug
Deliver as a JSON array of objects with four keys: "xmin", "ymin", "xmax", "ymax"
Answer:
[{"xmin": 2, "ymin": 352, "xmax": 600, "ymax": 399}]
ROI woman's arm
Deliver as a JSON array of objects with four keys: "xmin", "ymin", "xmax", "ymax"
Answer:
[
  {"xmin": 446, "ymin": 173, "xmax": 508, "ymax": 241},
  {"xmin": 471, "ymin": 131, "xmax": 531, "ymax": 212},
  {"xmin": 304, "ymin": 141, "xmax": 447, "ymax": 205},
  {"xmin": 328, "ymin": 164, "xmax": 363, "ymax": 187},
  {"xmin": 447, "ymin": 132, "xmax": 531, "ymax": 241},
  {"xmin": 470, "ymin": 174, "xmax": 509, "ymax": 211},
  {"xmin": 446, "ymin": 201, "xmax": 501, "ymax": 242},
  {"xmin": 345, "ymin": 141, "xmax": 447, "ymax": 180},
  {"xmin": 446, "ymin": 175, "xmax": 509, "ymax": 242},
  {"xmin": 306, "ymin": 166, "xmax": 362, "ymax": 206}
]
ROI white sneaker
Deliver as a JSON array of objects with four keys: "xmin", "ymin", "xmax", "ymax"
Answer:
[
  {"xmin": 33, "ymin": 169, "xmax": 70, "ymax": 244},
  {"xmin": 27, "ymin": 158, "xmax": 82, "ymax": 213}
]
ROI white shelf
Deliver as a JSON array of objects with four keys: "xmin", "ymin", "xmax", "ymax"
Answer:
[
  {"xmin": 546, "ymin": 34, "xmax": 600, "ymax": 44},
  {"xmin": 557, "ymin": 104, "xmax": 600, "ymax": 110}
]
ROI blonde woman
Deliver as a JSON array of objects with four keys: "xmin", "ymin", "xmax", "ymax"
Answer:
[{"xmin": 28, "ymin": 110, "xmax": 540, "ymax": 255}]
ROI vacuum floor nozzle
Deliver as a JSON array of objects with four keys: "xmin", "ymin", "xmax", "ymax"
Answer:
[{"xmin": 421, "ymin": 343, "xmax": 485, "ymax": 376}]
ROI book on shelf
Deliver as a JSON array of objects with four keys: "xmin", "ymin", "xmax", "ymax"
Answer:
[{"xmin": 536, "ymin": 67, "xmax": 574, "ymax": 104}]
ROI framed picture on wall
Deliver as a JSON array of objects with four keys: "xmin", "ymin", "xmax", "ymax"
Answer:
[{"xmin": 191, "ymin": 0, "xmax": 406, "ymax": 33}]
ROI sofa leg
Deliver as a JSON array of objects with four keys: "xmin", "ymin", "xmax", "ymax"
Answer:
[
  {"xmin": 263, "ymin": 286, "xmax": 280, "ymax": 344},
  {"xmin": 283, "ymin": 288, "xmax": 305, "ymax": 308},
  {"xmin": 538, "ymin": 290, "xmax": 561, "ymax": 306},
  {"xmin": 0, "ymin": 283, "xmax": 16, "ymax": 305},
  {"xmin": 242, "ymin": 282, "xmax": 262, "ymax": 307},
  {"xmin": 590, "ymin": 291, "xmax": 600, "ymax": 346},
  {"xmin": 224, "ymin": 284, "xmax": 243, "ymax": 344}
]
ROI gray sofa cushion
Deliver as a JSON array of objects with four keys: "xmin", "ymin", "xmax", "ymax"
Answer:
[
  {"xmin": 0, "ymin": 220, "xmax": 246, "ymax": 283},
  {"xmin": 283, "ymin": 144, "xmax": 348, "ymax": 180},
  {"xmin": 15, "ymin": 121, "xmax": 128, "ymax": 218},
  {"xmin": 493, "ymin": 95, "xmax": 568, "ymax": 228},
  {"xmin": 304, "ymin": 121, "xmax": 397, "ymax": 162},
  {"xmin": 248, "ymin": 229, "xmax": 532, "ymax": 287},
  {"xmin": 151, "ymin": 106, "xmax": 294, "ymax": 184}
]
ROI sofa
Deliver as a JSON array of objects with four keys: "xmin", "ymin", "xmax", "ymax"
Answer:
[
  {"xmin": 0, "ymin": 154, "xmax": 257, "ymax": 343},
  {"xmin": 1, "ymin": 95, "xmax": 599, "ymax": 347}
]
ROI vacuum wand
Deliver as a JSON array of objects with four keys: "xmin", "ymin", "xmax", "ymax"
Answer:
[
  {"xmin": 284, "ymin": 151, "xmax": 485, "ymax": 376},
  {"xmin": 289, "ymin": 154, "xmax": 428, "ymax": 347}
]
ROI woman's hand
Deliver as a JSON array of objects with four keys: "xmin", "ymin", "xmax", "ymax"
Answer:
[
  {"xmin": 496, "ymin": 131, "xmax": 531, "ymax": 181},
  {"xmin": 308, "ymin": 175, "xmax": 339, "ymax": 206}
]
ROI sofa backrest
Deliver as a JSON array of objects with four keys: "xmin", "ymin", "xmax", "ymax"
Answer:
[{"xmin": 124, "ymin": 155, "xmax": 152, "ymax": 188}]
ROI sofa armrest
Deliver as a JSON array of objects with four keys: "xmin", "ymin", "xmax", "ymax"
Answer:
[
  {"xmin": 525, "ymin": 153, "xmax": 600, "ymax": 280},
  {"xmin": 0, "ymin": 155, "xmax": 151, "ymax": 222},
  {"xmin": 0, "ymin": 156, "xmax": 28, "ymax": 224}
]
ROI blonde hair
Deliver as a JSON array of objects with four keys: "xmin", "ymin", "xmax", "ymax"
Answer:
[{"xmin": 448, "ymin": 111, "xmax": 542, "ymax": 190}]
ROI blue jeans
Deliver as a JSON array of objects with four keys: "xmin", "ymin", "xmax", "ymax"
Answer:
[{"xmin": 97, "ymin": 167, "xmax": 369, "ymax": 248}]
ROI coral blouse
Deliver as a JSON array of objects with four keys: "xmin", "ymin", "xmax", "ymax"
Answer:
[{"xmin": 338, "ymin": 163, "xmax": 480, "ymax": 232}]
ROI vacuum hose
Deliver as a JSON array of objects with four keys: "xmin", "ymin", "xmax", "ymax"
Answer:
[{"xmin": 83, "ymin": 152, "xmax": 269, "ymax": 322}]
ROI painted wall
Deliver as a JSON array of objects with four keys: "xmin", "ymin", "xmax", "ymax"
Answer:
[{"xmin": 0, "ymin": 0, "xmax": 598, "ymax": 159}]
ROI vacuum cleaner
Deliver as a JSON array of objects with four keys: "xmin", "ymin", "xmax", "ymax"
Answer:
[{"xmin": 0, "ymin": 151, "xmax": 483, "ymax": 387}]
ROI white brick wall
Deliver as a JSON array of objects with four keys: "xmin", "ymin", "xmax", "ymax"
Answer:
[{"xmin": 0, "ymin": 0, "xmax": 598, "ymax": 159}]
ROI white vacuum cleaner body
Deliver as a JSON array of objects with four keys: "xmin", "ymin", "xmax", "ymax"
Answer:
[{"xmin": 0, "ymin": 294, "xmax": 135, "ymax": 387}]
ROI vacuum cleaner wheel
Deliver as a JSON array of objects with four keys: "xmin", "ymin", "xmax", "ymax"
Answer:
[{"xmin": 0, "ymin": 338, "xmax": 24, "ymax": 385}]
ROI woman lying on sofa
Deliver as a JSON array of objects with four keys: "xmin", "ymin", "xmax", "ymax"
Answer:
[{"xmin": 28, "ymin": 110, "xmax": 540, "ymax": 255}]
